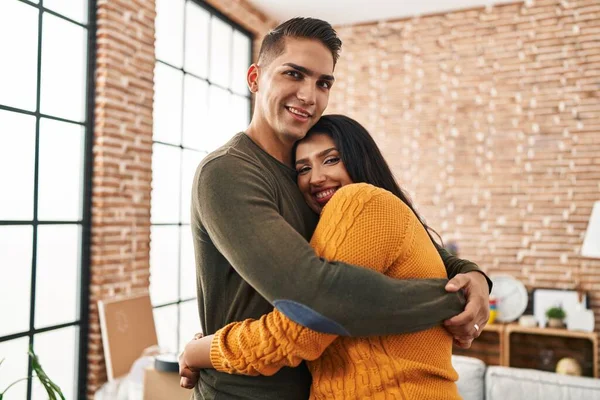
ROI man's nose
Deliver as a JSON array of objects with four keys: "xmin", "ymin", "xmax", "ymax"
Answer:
[{"xmin": 297, "ymin": 80, "xmax": 316, "ymax": 105}]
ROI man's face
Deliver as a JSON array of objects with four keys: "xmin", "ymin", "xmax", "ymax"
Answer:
[{"xmin": 254, "ymin": 38, "xmax": 335, "ymax": 144}]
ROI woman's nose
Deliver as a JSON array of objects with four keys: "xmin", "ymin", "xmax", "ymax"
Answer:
[{"xmin": 310, "ymin": 171, "xmax": 326, "ymax": 185}]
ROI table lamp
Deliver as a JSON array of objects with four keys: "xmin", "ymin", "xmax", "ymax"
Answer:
[{"xmin": 568, "ymin": 201, "xmax": 600, "ymax": 332}]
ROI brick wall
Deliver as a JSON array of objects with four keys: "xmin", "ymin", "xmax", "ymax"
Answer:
[
  {"xmin": 88, "ymin": 0, "xmax": 273, "ymax": 396},
  {"xmin": 88, "ymin": 0, "xmax": 156, "ymax": 395},
  {"xmin": 88, "ymin": 0, "xmax": 598, "ymax": 393},
  {"xmin": 327, "ymin": 0, "xmax": 600, "ymax": 375}
]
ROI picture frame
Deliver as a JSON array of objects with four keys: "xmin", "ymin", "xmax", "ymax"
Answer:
[{"xmin": 532, "ymin": 288, "xmax": 589, "ymax": 328}]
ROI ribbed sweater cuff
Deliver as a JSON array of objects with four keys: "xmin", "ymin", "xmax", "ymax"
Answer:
[{"xmin": 209, "ymin": 331, "xmax": 229, "ymax": 372}]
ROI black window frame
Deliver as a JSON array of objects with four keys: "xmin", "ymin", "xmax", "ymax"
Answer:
[
  {"xmin": 0, "ymin": 0, "xmax": 96, "ymax": 398},
  {"xmin": 151, "ymin": 0, "xmax": 253, "ymax": 352}
]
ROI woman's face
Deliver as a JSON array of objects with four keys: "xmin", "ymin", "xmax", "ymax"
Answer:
[{"xmin": 295, "ymin": 133, "xmax": 353, "ymax": 214}]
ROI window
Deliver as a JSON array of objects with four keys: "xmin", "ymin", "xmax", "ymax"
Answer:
[
  {"xmin": 0, "ymin": 0, "xmax": 94, "ymax": 399},
  {"xmin": 151, "ymin": 0, "xmax": 252, "ymax": 352}
]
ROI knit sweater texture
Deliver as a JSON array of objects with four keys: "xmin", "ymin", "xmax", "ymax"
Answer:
[{"xmin": 210, "ymin": 183, "xmax": 460, "ymax": 399}]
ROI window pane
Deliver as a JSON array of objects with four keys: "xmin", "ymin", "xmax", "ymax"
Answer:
[
  {"xmin": 178, "ymin": 300, "xmax": 200, "ymax": 352},
  {"xmin": 45, "ymin": 0, "xmax": 88, "ymax": 24},
  {"xmin": 207, "ymin": 85, "xmax": 231, "ymax": 151},
  {"xmin": 151, "ymin": 144, "xmax": 181, "ymax": 223},
  {"xmin": 231, "ymin": 95, "xmax": 250, "ymax": 135},
  {"xmin": 153, "ymin": 305, "xmax": 177, "ymax": 353},
  {"xmin": 0, "ymin": 110, "xmax": 36, "ymax": 220},
  {"xmin": 37, "ymin": 118, "xmax": 84, "ymax": 221},
  {"xmin": 209, "ymin": 17, "xmax": 232, "ymax": 88},
  {"xmin": 150, "ymin": 225, "xmax": 179, "ymax": 305},
  {"xmin": 40, "ymin": 13, "xmax": 87, "ymax": 122},
  {"xmin": 32, "ymin": 326, "xmax": 78, "ymax": 400},
  {"xmin": 0, "ymin": 1, "xmax": 39, "ymax": 111},
  {"xmin": 35, "ymin": 225, "xmax": 80, "ymax": 329},
  {"xmin": 0, "ymin": 337, "xmax": 29, "ymax": 400},
  {"xmin": 182, "ymin": 75, "xmax": 208, "ymax": 151},
  {"xmin": 153, "ymin": 63, "xmax": 183, "ymax": 145},
  {"xmin": 231, "ymin": 30, "xmax": 251, "ymax": 95},
  {"xmin": 155, "ymin": 0, "xmax": 184, "ymax": 67},
  {"xmin": 184, "ymin": 1, "xmax": 209, "ymax": 78},
  {"xmin": 0, "ymin": 226, "xmax": 32, "ymax": 337},
  {"xmin": 180, "ymin": 149, "xmax": 205, "ymax": 224},
  {"xmin": 179, "ymin": 226, "xmax": 196, "ymax": 299}
]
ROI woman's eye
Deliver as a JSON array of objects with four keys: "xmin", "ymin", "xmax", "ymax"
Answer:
[
  {"xmin": 296, "ymin": 166, "xmax": 310, "ymax": 175},
  {"xmin": 324, "ymin": 157, "xmax": 340, "ymax": 165}
]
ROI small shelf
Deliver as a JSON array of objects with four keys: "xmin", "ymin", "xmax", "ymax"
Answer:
[
  {"xmin": 483, "ymin": 323, "xmax": 504, "ymax": 333},
  {"xmin": 453, "ymin": 323, "xmax": 598, "ymax": 378},
  {"xmin": 506, "ymin": 324, "xmax": 597, "ymax": 340},
  {"xmin": 454, "ymin": 323, "xmax": 504, "ymax": 366}
]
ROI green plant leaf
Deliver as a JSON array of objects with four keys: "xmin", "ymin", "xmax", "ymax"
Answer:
[
  {"xmin": 545, "ymin": 306, "xmax": 566, "ymax": 319},
  {"xmin": 0, "ymin": 377, "xmax": 29, "ymax": 397},
  {"xmin": 28, "ymin": 347, "xmax": 65, "ymax": 400},
  {"xmin": 0, "ymin": 348, "xmax": 65, "ymax": 400}
]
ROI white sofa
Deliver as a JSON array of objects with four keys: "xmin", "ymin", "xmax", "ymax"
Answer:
[{"xmin": 452, "ymin": 355, "xmax": 600, "ymax": 400}]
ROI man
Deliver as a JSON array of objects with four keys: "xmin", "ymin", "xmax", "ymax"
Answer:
[{"xmin": 180, "ymin": 18, "xmax": 491, "ymax": 399}]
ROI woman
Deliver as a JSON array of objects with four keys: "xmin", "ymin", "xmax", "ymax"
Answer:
[{"xmin": 184, "ymin": 115, "xmax": 461, "ymax": 399}]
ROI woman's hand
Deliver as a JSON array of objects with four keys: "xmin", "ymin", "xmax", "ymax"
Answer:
[
  {"xmin": 179, "ymin": 332, "xmax": 204, "ymax": 389},
  {"xmin": 179, "ymin": 351, "xmax": 199, "ymax": 389}
]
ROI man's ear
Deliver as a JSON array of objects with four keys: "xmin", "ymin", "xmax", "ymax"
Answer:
[{"xmin": 247, "ymin": 63, "xmax": 259, "ymax": 93}]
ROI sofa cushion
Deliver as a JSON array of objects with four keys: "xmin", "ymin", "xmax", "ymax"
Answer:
[
  {"xmin": 486, "ymin": 366, "xmax": 600, "ymax": 400},
  {"xmin": 452, "ymin": 355, "xmax": 486, "ymax": 400}
]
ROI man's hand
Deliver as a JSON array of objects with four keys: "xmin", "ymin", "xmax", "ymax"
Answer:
[
  {"xmin": 443, "ymin": 271, "xmax": 490, "ymax": 349},
  {"xmin": 179, "ymin": 332, "xmax": 203, "ymax": 389}
]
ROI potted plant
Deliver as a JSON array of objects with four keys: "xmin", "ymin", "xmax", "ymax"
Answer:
[
  {"xmin": 545, "ymin": 306, "xmax": 567, "ymax": 328},
  {"xmin": 0, "ymin": 347, "xmax": 64, "ymax": 400}
]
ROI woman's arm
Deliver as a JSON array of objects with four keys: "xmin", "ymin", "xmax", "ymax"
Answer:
[
  {"xmin": 184, "ymin": 334, "xmax": 213, "ymax": 369},
  {"xmin": 185, "ymin": 311, "xmax": 337, "ymax": 376},
  {"xmin": 190, "ymin": 183, "xmax": 418, "ymax": 376}
]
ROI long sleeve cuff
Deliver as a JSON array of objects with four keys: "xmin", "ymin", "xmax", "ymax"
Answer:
[{"xmin": 209, "ymin": 330, "xmax": 229, "ymax": 373}]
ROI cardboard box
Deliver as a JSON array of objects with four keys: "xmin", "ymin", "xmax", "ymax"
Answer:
[
  {"xmin": 143, "ymin": 365, "xmax": 192, "ymax": 400},
  {"xmin": 98, "ymin": 294, "xmax": 158, "ymax": 380}
]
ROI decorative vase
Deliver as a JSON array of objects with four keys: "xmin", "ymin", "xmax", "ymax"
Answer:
[
  {"xmin": 566, "ymin": 304, "xmax": 595, "ymax": 332},
  {"xmin": 556, "ymin": 357, "xmax": 582, "ymax": 376},
  {"xmin": 547, "ymin": 318, "xmax": 564, "ymax": 328}
]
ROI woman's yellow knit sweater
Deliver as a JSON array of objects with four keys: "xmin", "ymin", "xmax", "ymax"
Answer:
[{"xmin": 210, "ymin": 183, "xmax": 460, "ymax": 399}]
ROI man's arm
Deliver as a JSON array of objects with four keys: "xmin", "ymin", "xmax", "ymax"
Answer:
[
  {"xmin": 195, "ymin": 156, "xmax": 465, "ymax": 337},
  {"xmin": 186, "ymin": 184, "xmax": 413, "ymax": 376}
]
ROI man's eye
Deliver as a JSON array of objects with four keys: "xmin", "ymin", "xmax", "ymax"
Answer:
[
  {"xmin": 318, "ymin": 80, "xmax": 332, "ymax": 89},
  {"xmin": 285, "ymin": 70, "xmax": 301, "ymax": 79}
]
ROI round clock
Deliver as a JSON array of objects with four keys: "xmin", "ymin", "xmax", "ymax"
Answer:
[{"xmin": 490, "ymin": 274, "xmax": 529, "ymax": 323}]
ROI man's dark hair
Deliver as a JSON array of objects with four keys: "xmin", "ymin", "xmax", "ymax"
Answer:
[
  {"xmin": 258, "ymin": 17, "xmax": 342, "ymax": 68},
  {"xmin": 296, "ymin": 114, "xmax": 444, "ymax": 247}
]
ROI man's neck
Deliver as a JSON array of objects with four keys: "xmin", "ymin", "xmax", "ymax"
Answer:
[{"xmin": 245, "ymin": 119, "xmax": 294, "ymax": 167}]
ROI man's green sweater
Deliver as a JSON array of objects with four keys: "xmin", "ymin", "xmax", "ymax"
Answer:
[{"xmin": 191, "ymin": 133, "xmax": 487, "ymax": 399}]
